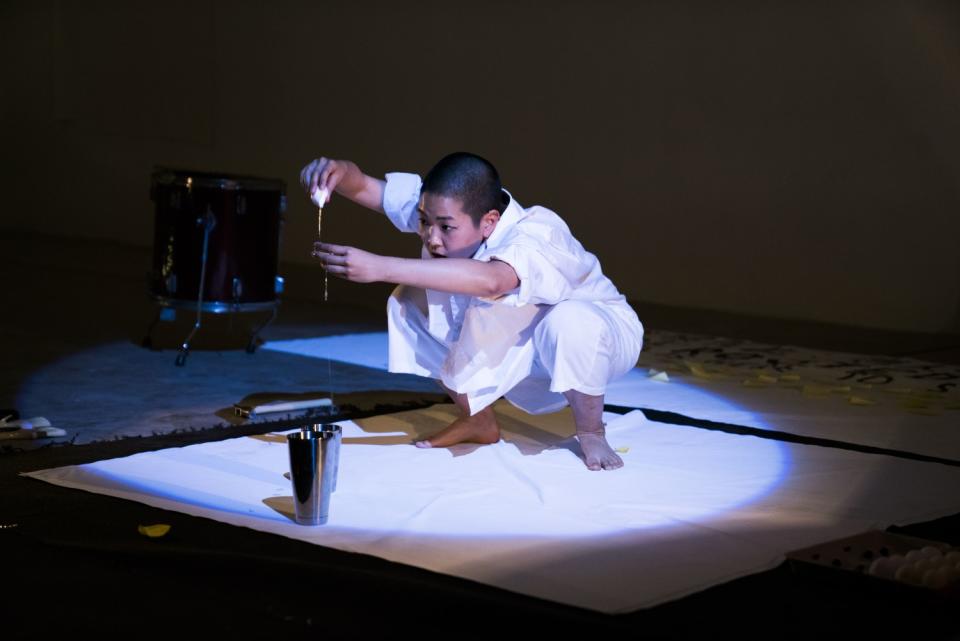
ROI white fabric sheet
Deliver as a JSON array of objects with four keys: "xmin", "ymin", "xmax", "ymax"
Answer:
[
  {"xmin": 264, "ymin": 332, "xmax": 960, "ymax": 461},
  {"xmin": 23, "ymin": 403, "xmax": 960, "ymax": 613},
  {"xmin": 265, "ymin": 333, "xmax": 391, "ymax": 370}
]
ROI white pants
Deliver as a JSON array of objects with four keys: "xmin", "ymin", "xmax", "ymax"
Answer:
[{"xmin": 387, "ymin": 285, "xmax": 644, "ymax": 415}]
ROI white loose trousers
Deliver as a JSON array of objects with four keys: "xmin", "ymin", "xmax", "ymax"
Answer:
[{"xmin": 387, "ymin": 284, "xmax": 643, "ymax": 415}]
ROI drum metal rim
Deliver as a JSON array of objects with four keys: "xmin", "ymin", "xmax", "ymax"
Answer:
[
  {"xmin": 152, "ymin": 295, "xmax": 280, "ymax": 314},
  {"xmin": 152, "ymin": 168, "xmax": 285, "ymax": 192}
]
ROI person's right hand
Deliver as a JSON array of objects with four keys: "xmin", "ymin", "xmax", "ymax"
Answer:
[
  {"xmin": 298, "ymin": 157, "xmax": 385, "ymax": 214},
  {"xmin": 299, "ymin": 157, "xmax": 347, "ymax": 206}
]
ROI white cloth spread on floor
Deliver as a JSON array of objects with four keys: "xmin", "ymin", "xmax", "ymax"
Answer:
[
  {"xmin": 382, "ymin": 172, "xmax": 644, "ymax": 415},
  {"xmin": 23, "ymin": 404, "xmax": 960, "ymax": 613}
]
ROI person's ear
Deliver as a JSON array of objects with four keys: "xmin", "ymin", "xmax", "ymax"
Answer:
[{"xmin": 482, "ymin": 210, "xmax": 500, "ymax": 238}]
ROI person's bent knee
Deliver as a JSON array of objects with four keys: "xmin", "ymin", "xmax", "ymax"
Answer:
[{"xmin": 535, "ymin": 301, "xmax": 605, "ymax": 352}]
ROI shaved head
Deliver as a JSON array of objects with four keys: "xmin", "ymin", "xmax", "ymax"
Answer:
[{"xmin": 421, "ymin": 152, "xmax": 508, "ymax": 225}]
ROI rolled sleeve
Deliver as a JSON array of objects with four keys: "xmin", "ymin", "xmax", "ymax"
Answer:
[
  {"xmin": 486, "ymin": 241, "xmax": 572, "ymax": 307},
  {"xmin": 382, "ymin": 172, "xmax": 423, "ymax": 233}
]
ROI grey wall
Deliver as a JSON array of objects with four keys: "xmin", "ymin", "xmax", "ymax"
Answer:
[{"xmin": 3, "ymin": 0, "xmax": 959, "ymax": 333}]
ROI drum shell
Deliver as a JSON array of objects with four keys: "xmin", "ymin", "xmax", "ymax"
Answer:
[{"xmin": 149, "ymin": 170, "xmax": 285, "ymax": 307}]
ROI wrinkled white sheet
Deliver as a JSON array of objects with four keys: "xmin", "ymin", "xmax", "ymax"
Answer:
[{"xmin": 24, "ymin": 403, "xmax": 960, "ymax": 613}]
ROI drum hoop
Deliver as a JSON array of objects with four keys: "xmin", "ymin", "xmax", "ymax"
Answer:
[
  {"xmin": 152, "ymin": 168, "xmax": 285, "ymax": 192},
  {"xmin": 152, "ymin": 295, "xmax": 280, "ymax": 314}
]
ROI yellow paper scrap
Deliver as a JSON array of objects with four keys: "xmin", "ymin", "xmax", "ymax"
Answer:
[
  {"xmin": 848, "ymin": 396, "xmax": 876, "ymax": 406},
  {"xmin": 780, "ymin": 373, "xmax": 801, "ymax": 382},
  {"xmin": 687, "ymin": 362, "xmax": 713, "ymax": 379},
  {"xmin": 138, "ymin": 524, "xmax": 171, "ymax": 538},
  {"xmin": 742, "ymin": 378, "xmax": 772, "ymax": 388},
  {"xmin": 686, "ymin": 362, "xmax": 731, "ymax": 381},
  {"xmin": 756, "ymin": 373, "xmax": 778, "ymax": 384},
  {"xmin": 615, "ymin": 446, "xmax": 630, "ymax": 454}
]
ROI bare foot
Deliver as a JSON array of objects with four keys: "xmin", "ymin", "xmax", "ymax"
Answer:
[
  {"xmin": 577, "ymin": 431, "xmax": 623, "ymax": 471},
  {"xmin": 414, "ymin": 406, "xmax": 501, "ymax": 448},
  {"xmin": 563, "ymin": 389, "xmax": 624, "ymax": 471}
]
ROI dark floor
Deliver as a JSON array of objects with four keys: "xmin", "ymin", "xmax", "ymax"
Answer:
[{"xmin": 3, "ymin": 228, "xmax": 960, "ymax": 640}]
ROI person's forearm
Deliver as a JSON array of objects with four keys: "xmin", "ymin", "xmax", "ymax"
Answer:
[
  {"xmin": 379, "ymin": 256, "xmax": 516, "ymax": 297},
  {"xmin": 332, "ymin": 161, "xmax": 385, "ymax": 213}
]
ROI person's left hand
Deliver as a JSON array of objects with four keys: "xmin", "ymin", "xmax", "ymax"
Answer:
[{"xmin": 311, "ymin": 242, "xmax": 384, "ymax": 283}]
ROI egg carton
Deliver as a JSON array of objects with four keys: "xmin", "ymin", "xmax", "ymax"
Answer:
[{"xmin": 786, "ymin": 530, "xmax": 960, "ymax": 600}]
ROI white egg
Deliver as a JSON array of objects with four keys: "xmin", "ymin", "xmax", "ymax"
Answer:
[
  {"xmin": 946, "ymin": 565, "xmax": 960, "ymax": 585},
  {"xmin": 920, "ymin": 545, "xmax": 943, "ymax": 559},
  {"xmin": 887, "ymin": 554, "xmax": 906, "ymax": 570},
  {"xmin": 311, "ymin": 186, "xmax": 330, "ymax": 209},
  {"xmin": 895, "ymin": 564, "xmax": 920, "ymax": 585},
  {"xmin": 944, "ymin": 550, "xmax": 960, "ymax": 565},
  {"xmin": 921, "ymin": 567, "xmax": 950, "ymax": 589},
  {"xmin": 905, "ymin": 549, "xmax": 922, "ymax": 562},
  {"xmin": 912, "ymin": 558, "xmax": 936, "ymax": 574},
  {"xmin": 868, "ymin": 558, "xmax": 892, "ymax": 579}
]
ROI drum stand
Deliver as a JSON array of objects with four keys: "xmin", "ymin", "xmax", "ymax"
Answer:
[
  {"xmin": 142, "ymin": 209, "xmax": 280, "ymax": 366},
  {"xmin": 173, "ymin": 208, "xmax": 217, "ymax": 366}
]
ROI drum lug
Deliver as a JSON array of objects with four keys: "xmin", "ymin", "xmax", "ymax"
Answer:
[
  {"xmin": 279, "ymin": 193, "xmax": 287, "ymax": 214},
  {"xmin": 232, "ymin": 277, "xmax": 243, "ymax": 301},
  {"xmin": 274, "ymin": 276, "xmax": 285, "ymax": 295}
]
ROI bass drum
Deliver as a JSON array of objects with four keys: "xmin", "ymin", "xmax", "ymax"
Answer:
[{"xmin": 149, "ymin": 168, "xmax": 286, "ymax": 312}]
